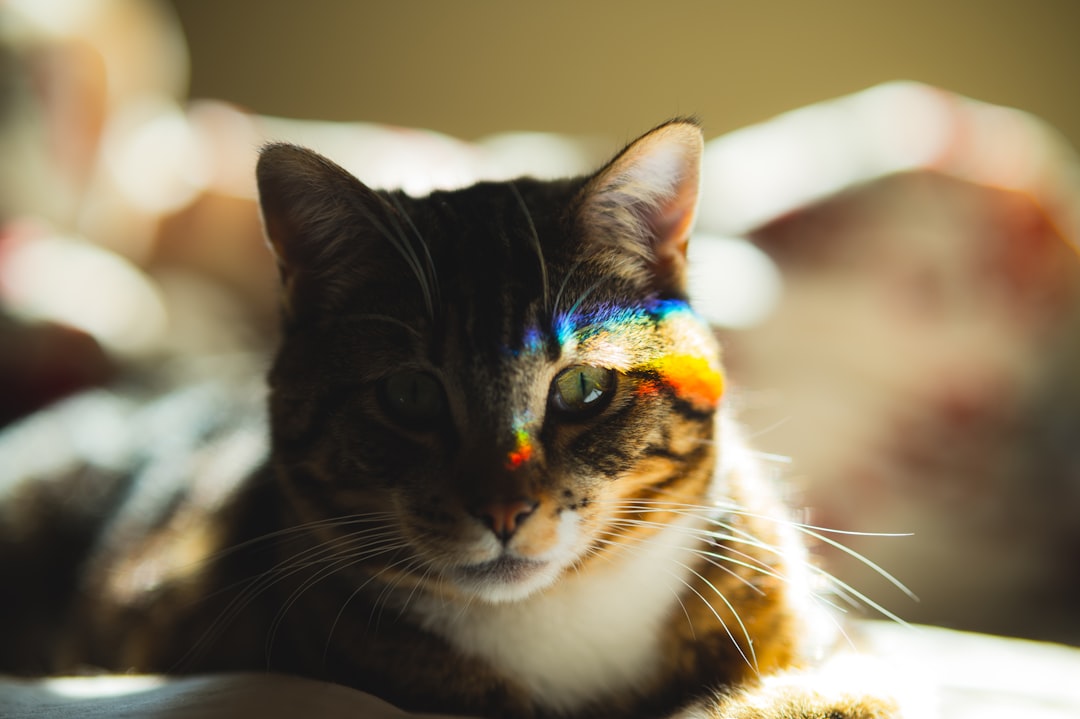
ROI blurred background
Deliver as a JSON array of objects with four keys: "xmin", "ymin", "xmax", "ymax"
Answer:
[
  {"xmin": 1, "ymin": 0, "xmax": 1078, "ymax": 647},
  {"xmin": 169, "ymin": 0, "xmax": 1080, "ymax": 145}
]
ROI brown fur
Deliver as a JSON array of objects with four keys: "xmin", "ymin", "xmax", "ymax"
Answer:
[{"xmin": 0, "ymin": 121, "xmax": 899, "ymax": 718}]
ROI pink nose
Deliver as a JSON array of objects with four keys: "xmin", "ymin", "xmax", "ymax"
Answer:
[{"xmin": 473, "ymin": 500, "xmax": 538, "ymax": 542}]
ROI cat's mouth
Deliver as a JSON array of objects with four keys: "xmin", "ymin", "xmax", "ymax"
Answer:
[
  {"xmin": 449, "ymin": 554, "xmax": 556, "ymax": 602},
  {"xmin": 456, "ymin": 555, "xmax": 547, "ymax": 582}
]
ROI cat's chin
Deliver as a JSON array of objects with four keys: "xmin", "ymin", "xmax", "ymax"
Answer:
[{"xmin": 450, "ymin": 556, "xmax": 562, "ymax": 604}]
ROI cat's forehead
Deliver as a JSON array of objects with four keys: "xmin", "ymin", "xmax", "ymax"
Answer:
[
  {"xmin": 390, "ymin": 180, "xmax": 579, "ymax": 262},
  {"xmin": 374, "ymin": 179, "xmax": 591, "ymax": 349},
  {"xmin": 356, "ymin": 177, "xmax": 698, "ymax": 363}
]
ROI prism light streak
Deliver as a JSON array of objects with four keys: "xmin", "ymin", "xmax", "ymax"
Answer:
[
  {"xmin": 506, "ymin": 413, "xmax": 535, "ymax": 470},
  {"xmin": 554, "ymin": 298, "xmax": 725, "ymax": 410},
  {"xmin": 643, "ymin": 353, "xmax": 725, "ymax": 408},
  {"xmin": 505, "ymin": 300, "xmax": 724, "ymax": 469}
]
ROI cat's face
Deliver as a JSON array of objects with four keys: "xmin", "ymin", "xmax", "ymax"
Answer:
[{"xmin": 258, "ymin": 121, "xmax": 723, "ymax": 603}]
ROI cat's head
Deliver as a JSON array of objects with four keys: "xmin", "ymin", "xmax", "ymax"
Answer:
[{"xmin": 257, "ymin": 120, "xmax": 725, "ymax": 603}]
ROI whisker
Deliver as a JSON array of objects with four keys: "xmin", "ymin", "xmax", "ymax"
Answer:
[
  {"xmin": 601, "ymin": 496, "xmax": 913, "ymax": 541},
  {"xmin": 195, "ymin": 512, "xmax": 400, "ymax": 571},
  {"xmin": 597, "ymin": 496, "xmax": 916, "ymax": 618},
  {"xmin": 551, "ymin": 258, "xmax": 587, "ymax": 320},
  {"xmin": 720, "ymin": 512, "xmax": 916, "ymax": 602},
  {"xmin": 334, "ymin": 314, "xmax": 425, "ymax": 339},
  {"xmin": 597, "ymin": 518, "xmax": 873, "ymax": 655},
  {"xmin": 373, "ymin": 552, "xmax": 436, "ymax": 626},
  {"xmin": 601, "ymin": 517, "xmax": 777, "ymax": 583},
  {"xmin": 323, "ymin": 552, "xmax": 431, "ymax": 661},
  {"xmin": 508, "ymin": 182, "xmax": 550, "ymax": 314},
  {"xmin": 395, "ymin": 557, "xmax": 439, "ymax": 620},
  {"xmin": 386, "ymin": 192, "xmax": 440, "ymax": 318},
  {"xmin": 357, "ymin": 198, "xmax": 434, "ymax": 318},
  {"xmin": 562, "ymin": 277, "xmax": 608, "ymax": 325},
  {"xmin": 749, "ymin": 450, "xmax": 792, "ymax": 465},
  {"xmin": 676, "ymin": 557, "xmax": 758, "ymax": 671},
  {"xmin": 205, "ymin": 524, "xmax": 401, "ymax": 603},
  {"xmin": 590, "ymin": 534, "xmax": 755, "ymax": 670},
  {"xmin": 266, "ymin": 536, "xmax": 410, "ymax": 664},
  {"xmin": 587, "ymin": 534, "xmax": 700, "ymax": 638},
  {"xmin": 178, "ymin": 524, "xmax": 399, "ymax": 670},
  {"xmin": 369, "ymin": 554, "xmax": 427, "ymax": 631},
  {"xmin": 743, "ymin": 415, "xmax": 793, "ymax": 442},
  {"xmin": 806, "ymin": 565, "xmax": 912, "ymax": 628}
]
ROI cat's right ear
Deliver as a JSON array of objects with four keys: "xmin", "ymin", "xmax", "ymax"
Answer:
[
  {"xmin": 576, "ymin": 119, "xmax": 703, "ymax": 296},
  {"xmin": 256, "ymin": 143, "xmax": 385, "ymax": 316}
]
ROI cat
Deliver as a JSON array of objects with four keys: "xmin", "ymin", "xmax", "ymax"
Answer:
[{"xmin": 0, "ymin": 119, "xmax": 899, "ymax": 718}]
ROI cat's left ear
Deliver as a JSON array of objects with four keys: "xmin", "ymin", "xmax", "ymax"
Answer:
[
  {"xmin": 577, "ymin": 118, "xmax": 704, "ymax": 295},
  {"xmin": 256, "ymin": 143, "xmax": 392, "ymax": 318}
]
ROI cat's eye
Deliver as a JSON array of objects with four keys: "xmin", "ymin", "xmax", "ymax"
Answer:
[
  {"xmin": 550, "ymin": 365, "xmax": 616, "ymax": 417},
  {"xmin": 379, "ymin": 371, "xmax": 447, "ymax": 428}
]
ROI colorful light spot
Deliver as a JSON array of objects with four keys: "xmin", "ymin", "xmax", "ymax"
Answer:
[
  {"xmin": 506, "ymin": 414, "xmax": 535, "ymax": 470},
  {"xmin": 522, "ymin": 327, "xmax": 545, "ymax": 355},
  {"xmin": 647, "ymin": 354, "xmax": 725, "ymax": 409},
  {"xmin": 634, "ymin": 378, "xmax": 664, "ymax": 397},
  {"xmin": 555, "ymin": 298, "xmax": 725, "ymax": 410}
]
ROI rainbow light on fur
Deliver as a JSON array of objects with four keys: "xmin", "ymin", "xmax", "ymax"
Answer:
[
  {"xmin": 642, "ymin": 353, "xmax": 724, "ymax": 408},
  {"xmin": 506, "ymin": 413, "xmax": 535, "ymax": 470},
  {"xmin": 553, "ymin": 299, "xmax": 724, "ymax": 410}
]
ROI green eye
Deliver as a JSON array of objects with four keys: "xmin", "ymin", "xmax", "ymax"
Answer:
[
  {"xmin": 550, "ymin": 365, "xmax": 616, "ymax": 416},
  {"xmin": 379, "ymin": 371, "xmax": 447, "ymax": 428}
]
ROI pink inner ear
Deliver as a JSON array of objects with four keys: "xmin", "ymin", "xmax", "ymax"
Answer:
[
  {"xmin": 644, "ymin": 157, "xmax": 700, "ymax": 282},
  {"xmin": 637, "ymin": 137, "xmax": 701, "ymax": 218},
  {"xmin": 579, "ymin": 121, "xmax": 704, "ymax": 293},
  {"xmin": 261, "ymin": 212, "xmax": 296, "ymax": 278}
]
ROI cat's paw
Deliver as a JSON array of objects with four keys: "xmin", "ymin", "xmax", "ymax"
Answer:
[
  {"xmin": 683, "ymin": 683, "xmax": 900, "ymax": 719},
  {"xmin": 677, "ymin": 659, "xmax": 908, "ymax": 719}
]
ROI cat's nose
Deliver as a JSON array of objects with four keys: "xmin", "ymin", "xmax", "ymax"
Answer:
[{"xmin": 473, "ymin": 500, "xmax": 538, "ymax": 542}]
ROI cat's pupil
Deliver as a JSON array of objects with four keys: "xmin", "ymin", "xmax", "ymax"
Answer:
[
  {"xmin": 551, "ymin": 365, "xmax": 616, "ymax": 416},
  {"xmin": 380, "ymin": 371, "xmax": 446, "ymax": 428},
  {"xmin": 579, "ymin": 373, "xmax": 596, "ymax": 402}
]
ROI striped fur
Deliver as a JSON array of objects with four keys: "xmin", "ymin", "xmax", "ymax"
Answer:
[{"xmin": 0, "ymin": 121, "xmax": 898, "ymax": 718}]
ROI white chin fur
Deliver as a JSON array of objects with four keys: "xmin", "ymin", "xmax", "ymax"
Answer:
[
  {"xmin": 454, "ymin": 562, "xmax": 565, "ymax": 604},
  {"xmin": 411, "ymin": 511, "xmax": 715, "ymax": 715}
]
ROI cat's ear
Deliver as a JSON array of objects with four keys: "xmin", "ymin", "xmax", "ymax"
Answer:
[
  {"xmin": 577, "ymin": 119, "xmax": 703, "ymax": 295},
  {"xmin": 256, "ymin": 143, "xmax": 388, "ymax": 315}
]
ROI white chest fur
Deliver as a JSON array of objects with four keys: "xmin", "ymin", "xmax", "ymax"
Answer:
[{"xmin": 411, "ymin": 514, "xmax": 709, "ymax": 714}]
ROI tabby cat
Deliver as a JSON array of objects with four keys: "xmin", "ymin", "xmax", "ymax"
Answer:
[{"xmin": 0, "ymin": 120, "xmax": 898, "ymax": 718}]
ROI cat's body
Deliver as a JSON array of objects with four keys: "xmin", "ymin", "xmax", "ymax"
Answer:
[{"xmin": 0, "ymin": 121, "xmax": 898, "ymax": 718}]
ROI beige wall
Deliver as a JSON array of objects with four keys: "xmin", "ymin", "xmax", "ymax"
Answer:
[{"xmin": 171, "ymin": 1, "xmax": 1080, "ymax": 146}]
